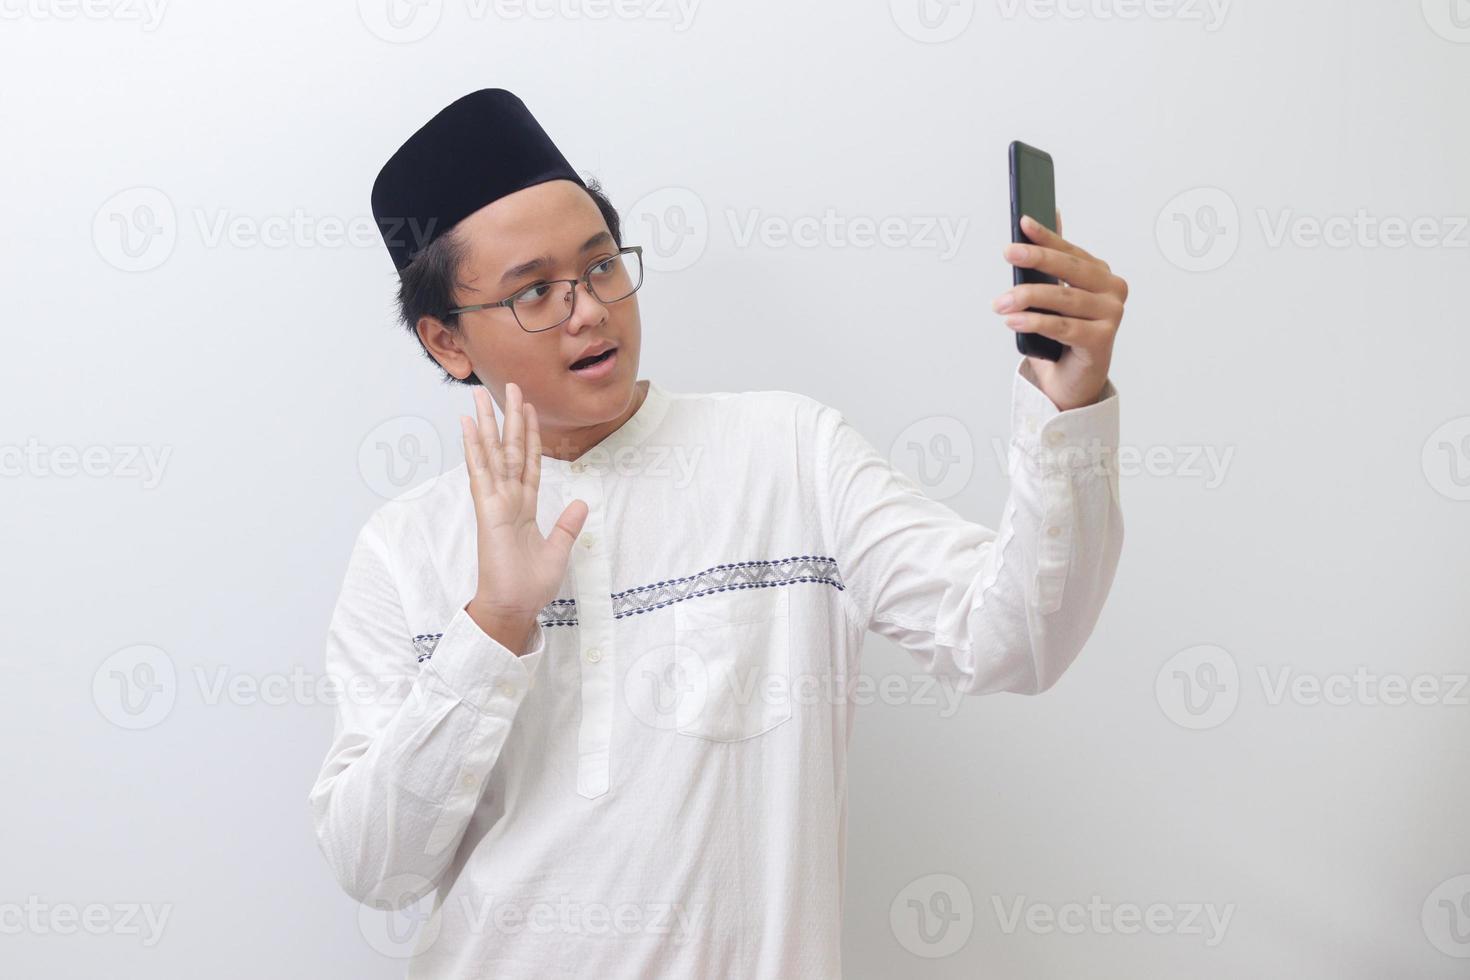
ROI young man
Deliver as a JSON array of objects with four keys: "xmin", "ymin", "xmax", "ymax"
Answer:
[{"xmin": 309, "ymin": 88, "xmax": 1127, "ymax": 978}]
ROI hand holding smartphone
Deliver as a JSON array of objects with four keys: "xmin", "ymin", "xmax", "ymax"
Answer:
[{"xmin": 1008, "ymin": 140, "xmax": 1066, "ymax": 361}]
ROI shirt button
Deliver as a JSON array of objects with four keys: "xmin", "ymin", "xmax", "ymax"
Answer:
[
  {"xmin": 581, "ymin": 533, "xmax": 596, "ymax": 549},
  {"xmin": 461, "ymin": 773, "xmax": 476, "ymax": 789},
  {"xmin": 1047, "ymin": 525, "xmax": 1062, "ymax": 538},
  {"xmin": 497, "ymin": 680, "xmax": 516, "ymax": 697},
  {"xmin": 1046, "ymin": 430, "xmax": 1065, "ymax": 447},
  {"xmin": 570, "ymin": 460, "xmax": 584, "ymax": 473},
  {"xmin": 585, "ymin": 647, "xmax": 602, "ymax": 664}
]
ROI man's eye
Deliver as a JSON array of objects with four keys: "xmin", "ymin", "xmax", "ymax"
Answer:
[
  {"xmin": 515, "ymin": 283, "xmax": 551, "ymax": 304},
  {"xmin": 590, "ymin": 257, "xmax": 616, "ymax": 276}
]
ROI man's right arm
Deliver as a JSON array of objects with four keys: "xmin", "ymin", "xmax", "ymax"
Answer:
[{"xmin": 306, "ymin": 512, "xmax": 545, "ymax": 909}]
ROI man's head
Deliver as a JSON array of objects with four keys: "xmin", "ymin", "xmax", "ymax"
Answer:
[
  {"xmin": 371, "ymin": 89, "xmax": 644, "ymax": 456},
  {"xmin": 393, "ymin": 176, "xmax": 643, "ymax": 446}
]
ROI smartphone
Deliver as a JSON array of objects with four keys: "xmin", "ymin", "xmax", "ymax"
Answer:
[{"xmin": 1008, "ymin": 140, "xmax": 1066, "ymax": 361}]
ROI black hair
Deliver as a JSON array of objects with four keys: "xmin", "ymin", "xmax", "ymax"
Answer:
[{"xmin": 393, "ymin": 176, "xmax": 622, "ymax": 387}]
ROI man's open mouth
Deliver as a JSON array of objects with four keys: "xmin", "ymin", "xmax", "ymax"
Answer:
[{"xmin": 570, "ymin": 347, "xmax": 617, "ymax": 371}]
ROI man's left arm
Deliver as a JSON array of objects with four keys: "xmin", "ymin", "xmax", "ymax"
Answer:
[
  {"xmin": 814, "ymin": 365, "xmax": 1123, "ymax": 696},
  {"xmin": 813, "ymin": 212, "xmax": 1128, "ymax": 695}
]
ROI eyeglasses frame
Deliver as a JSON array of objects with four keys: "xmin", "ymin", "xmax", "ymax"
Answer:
[{"xmin": 445, "ymin": 245, "xmax": 645, "ymax": 333}]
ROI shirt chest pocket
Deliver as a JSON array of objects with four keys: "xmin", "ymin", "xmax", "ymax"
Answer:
[{"xmin": 672, "ymin": 586, "xmax": 793, "ymax": 742}]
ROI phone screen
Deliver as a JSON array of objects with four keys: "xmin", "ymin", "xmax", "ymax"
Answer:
[
  {"xmin": 1009, "ymin": 141, "xmax": 1065, "ymax": 360},
  {"xmin": 1014, "ymin": 146, "xmax": 1057, "ymax": 240}
]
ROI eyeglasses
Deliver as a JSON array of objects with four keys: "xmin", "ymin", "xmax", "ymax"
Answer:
[{"xmin": 447, "ymin": 245, "xmax": 645, "ymax": 333}]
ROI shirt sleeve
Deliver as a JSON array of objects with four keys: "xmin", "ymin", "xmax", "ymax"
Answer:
[
  {"xmin": 814, "ymin": 357, "xmax": 1124, "ymax": 695},
  {"xmin": 307, "ymin": 510, "xmax": 548, "ymax": 907}
]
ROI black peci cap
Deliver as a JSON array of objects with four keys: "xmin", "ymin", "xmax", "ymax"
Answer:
[{"xmin": 370, "ymin": 88, "xmax": 585, "ymax": 272}]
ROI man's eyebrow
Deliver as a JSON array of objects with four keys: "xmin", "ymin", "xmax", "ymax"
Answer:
[{"xmin": 499, "ymin": 231, "xmax": 615, "ymax": 286}]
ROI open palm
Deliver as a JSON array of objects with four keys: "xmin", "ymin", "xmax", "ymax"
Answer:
[{"xmin": 459, "ymin": 382, "xmax": 588, "ymax": 645}]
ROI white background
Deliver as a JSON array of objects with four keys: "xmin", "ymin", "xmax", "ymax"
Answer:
[{"xmin": 3, "ymin": 0, "xmax": 1469, "ymax": 976}]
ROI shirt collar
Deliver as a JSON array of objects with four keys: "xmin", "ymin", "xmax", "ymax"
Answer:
[{"xmin": 539, "ymin": 378, "xmax": 670, "ymax": 477}]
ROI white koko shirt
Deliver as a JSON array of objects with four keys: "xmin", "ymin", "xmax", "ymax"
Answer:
[{"xmin": 309, "ymin": 362, "xmax": 1123, "ymax": 978}]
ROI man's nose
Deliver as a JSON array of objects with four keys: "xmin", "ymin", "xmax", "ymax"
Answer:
[{"xmin": 561, "ymin": 280, "xmax": 608, "ymax": 332}]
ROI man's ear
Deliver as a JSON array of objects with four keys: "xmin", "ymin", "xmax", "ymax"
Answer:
[{"xmin": 416, "ymin": 315, "xmax": 475, "ymax": 381}]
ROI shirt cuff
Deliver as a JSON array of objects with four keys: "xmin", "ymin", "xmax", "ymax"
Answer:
[
  {"xmin": 1009, "ymin": 357, "xmax": 1120, "ymax": 476},
  {"xmin": 423, "ymin": 606, "xmax": 547, "ymax": 714}
]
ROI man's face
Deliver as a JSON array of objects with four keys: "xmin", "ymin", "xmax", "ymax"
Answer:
[{"xmin": 419, "ymin": 179, "xmax": 642, "ymax": 445}]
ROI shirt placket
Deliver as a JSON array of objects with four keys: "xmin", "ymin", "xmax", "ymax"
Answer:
[{"xmin": 567, "ymin": 460, "xmax": 614, "ymax": 800}]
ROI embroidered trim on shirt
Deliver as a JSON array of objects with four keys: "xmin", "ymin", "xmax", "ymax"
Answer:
[
  {"xmin": 412, "ymin": 633, "xmax": 443, "ymax": 663},
  {"xmin": 413, "ymin": 556, "xmax": 844, "ymax": 660},
  {"xmin": 413, "ymin": 598, "xmax": 581, "ymax": 662},
  {"xmin": 539, "ymin": 597, "xmax": 579, "ymax": 627},
  {"xmin": 613, "ymin": 554, "xmax": 845, "ymax": 618}
]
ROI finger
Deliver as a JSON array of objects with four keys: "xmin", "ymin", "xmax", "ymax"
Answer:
[
  {"xmin": 996, "ymin": 283, "xmax": 1122, "ymax": 321},
  {"xmin": 473, "ymin": 386, "xmax": 503, "ymax": 464},
  {"xmin": 460, "ymin": 414, "xmax": 486, "ymax": 479},
  {"xmin": 1019, "ymin": 212, "xmax": 1095, "ymax": 262},
  {"xmin": 461, "ymin": 415, "xmax": 492, "ymax": 506},
  {"xmin": 470, "ymin": 390, "xmax": 502, "ymax": 495},
  {"xmin": 1055, "ymin": 207, "xmax": 1063, "ymax": 239},
  {"xmin": 1002, "ymin": 311, "xmax": 1111, "ymax": 348},
  {"xmin": 523, "ymin": 400, "xmax": 543, "ymax": 503},
  {"xmin": 548, "ymin": 499, "xmax": 589, "ymax": 558},
  {"xmin": 1004, "ymin": 241, "xmax": 1114, "ymax": 293},
  {"xmin": 501, "ymin": 382, "xmax": 525, "ymax": 482}
]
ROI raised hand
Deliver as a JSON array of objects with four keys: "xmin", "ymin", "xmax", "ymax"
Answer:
[
  {"xmin": 459, "ymin": 382, "xmax": 588, "ymax": 655},
  {"xmin": 994, "ymin": 211, "xmax": 1128, "ymax": 412}
]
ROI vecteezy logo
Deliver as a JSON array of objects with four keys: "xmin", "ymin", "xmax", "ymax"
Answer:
[
  {"xmin": 1423, "ymin": 874, "xmax": 1470, "ymax": 958},
  {"xmin": 93, "ymin": 644, "xmax": 178, "ymax": 730},
  {"xmin": 358, "ymin": 0, "xmax": 443, "ymax": 42},
  {"xmin": 624, "ymin": 642, "xmax": 702, "ymax": 733},
  {"xmin": 1155, "ymin": 644, "xmax": 1239, "ymax": 730},
  {"xmin": 889, "ymin": 0, "xmax": 975, "ymax": 42},
  {"xmin": 93, "ymin": 187, "xmax": 177, "ymax": 272},
  {"xmin": 358, "ymin": 416, "xmax": 442, "ymax": 501},
  {"xmin": 626, "ymin": 187, "xmax": 708, "ymax": 272},
  {"xmin": 669, "ymin": 644, "xmax": 713, "ymax": 734},
  {"xmin": 890, "ymin": 416, "xmax": 974, "ymax": 501},
  {"xmin": 890, "ymin": 873, "xmax": 974, "ymax": 957},
  {"xmin": 1423, "ymin": 0, "xmax": 1470, "ymax": 42},
  {"xmin": 1155, "ymin": 187, "xmax": 1239, "ymax": 272},
  {"xmin": 1422, "ymin": 416, "xmax": 1470, "ymax": 501},
  {"xmin": 357, "ymin": 873, "xmax": 442, "ymax": 958}
]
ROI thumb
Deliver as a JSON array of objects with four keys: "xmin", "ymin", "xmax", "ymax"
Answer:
[{"xmin": 547, "ymin": 499, "xmax": 590, "ymax": 560}]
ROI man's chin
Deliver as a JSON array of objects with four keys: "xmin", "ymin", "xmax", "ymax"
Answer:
[{"xmin": 539, "ymin": 371, "xmax": 641, "ymax": 447}]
